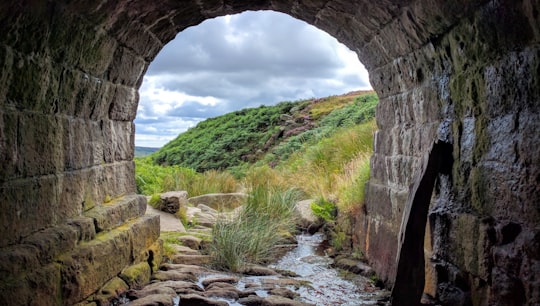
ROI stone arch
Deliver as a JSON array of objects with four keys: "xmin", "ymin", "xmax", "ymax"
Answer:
[{"xmin": 0, "ymin": 1, "xmax": 538, "ymax": 305}]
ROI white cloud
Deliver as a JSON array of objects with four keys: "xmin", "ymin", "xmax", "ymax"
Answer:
[{"xmin": 135, "ymin": 10, "xmax": 371, "ymax": 147}]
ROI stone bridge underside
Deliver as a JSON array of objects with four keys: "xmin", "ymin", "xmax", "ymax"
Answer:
[{"xmin": 0, "ymin": 0, "xmax": 538, "ymax": 305}]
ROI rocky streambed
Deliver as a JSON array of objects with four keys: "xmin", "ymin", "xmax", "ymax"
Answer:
[
  {"xmin": 110, "ymin": 194, "xmax": 389, "ymax": 305},
  {"xmin": 114, "ymin": 231, "xmax": 389, "ymax": 306}
]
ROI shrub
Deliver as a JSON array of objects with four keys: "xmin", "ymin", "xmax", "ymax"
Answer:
[
  {"xmin": 210, "ymin": 186, "xmax": 301, "ymax": 272},
  {"xmin": 310, "ymin": 198, "xmax": 337, "ymax": 222}
]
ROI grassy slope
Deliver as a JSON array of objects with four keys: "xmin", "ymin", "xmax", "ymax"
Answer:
[{"xmin": 151, "ymin": 90, "xmax": 376, "ymax": 172}]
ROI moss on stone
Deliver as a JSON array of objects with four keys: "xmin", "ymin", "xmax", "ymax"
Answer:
[{"xmin": 119, "ymin": 262, "xmax": 151, "ymax": 289}]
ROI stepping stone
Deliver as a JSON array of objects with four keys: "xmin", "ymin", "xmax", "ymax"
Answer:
[{"xmin": 171, "ymin": 254, "xmax": 211, "ymax": 265}]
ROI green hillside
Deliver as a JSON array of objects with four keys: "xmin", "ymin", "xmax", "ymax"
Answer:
[{"xmin": 151, "ymin": 91, "xmax": 378, "ymax": 172}]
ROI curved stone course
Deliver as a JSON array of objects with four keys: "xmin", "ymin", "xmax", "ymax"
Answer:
[{"xmin": 0, "ymin": 0, "xmax": 538, "ymax": 305}]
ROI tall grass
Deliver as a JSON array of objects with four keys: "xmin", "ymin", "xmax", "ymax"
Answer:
[
  {"xmin": 273, "ymin": 119, "xmax": 376, "ymax": 211},
  {"xmin": 210, "ymin": 186, "xmax": 301, "ymax": 272},
  {"xmin": 135, "ymin": 158, "xmax": 239, "ymax": 197}
]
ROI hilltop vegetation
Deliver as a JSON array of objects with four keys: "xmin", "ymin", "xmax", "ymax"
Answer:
[{"xmin": 151, "ymin": 91, "xmax": 377, "ymax": 172}]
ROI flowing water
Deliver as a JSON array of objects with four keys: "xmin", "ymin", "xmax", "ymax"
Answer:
[
  {"xmin": 267, "ymin": 233, "xmax": 388, "ymax": 305},
  {"xmin": 118, "ymin": 233, "xmax": 389, "ymax": 305},
  {"xmin": 209, "ymin": 233, "xmax": 389, "ymax": 305}
]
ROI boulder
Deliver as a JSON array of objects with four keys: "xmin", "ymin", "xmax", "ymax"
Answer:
[
  {"xmin": 178, "ymin": 294, "xmax": 229, "ymax": 306},
  {"xmin": 294, "ymin": 199, "xmax": 322, "ymax": 233},
  {"xmin": 188, "ymin": 193, "xmax": 247, "ymax": 210},
  {"xmin": 159, "ymin": 191, "xmax": 188, "ymax": 214}
]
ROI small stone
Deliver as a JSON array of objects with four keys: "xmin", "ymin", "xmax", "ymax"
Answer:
[
  {"xmin": 178, "ymin": 293, "xmax": 229, "ymax": 306},
  {"xmin": 128, "ymin": 294, "xmax": 175, "ymax": 306},
  {"xmin": 202, "ymin": 276, "xmax": 240, "ymax": 287}
]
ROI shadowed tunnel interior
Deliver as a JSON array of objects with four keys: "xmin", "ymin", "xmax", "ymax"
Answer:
[{"xmin": 0, "ymin": 0, "xmax": 538, "ymax": 305}]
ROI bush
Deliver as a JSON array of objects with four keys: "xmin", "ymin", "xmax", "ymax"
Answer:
[
  {"xmin": 310, "ymin": 198, "xmax": 337, "ymax": 222},
  {"xmin": 210, "ymin": 186, "xmax": 301, "ymax": 272}
]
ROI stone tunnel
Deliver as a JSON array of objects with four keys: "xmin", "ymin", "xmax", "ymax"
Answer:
[{"xmin": 0, "ymin": 0, "xmax": 538, "ymax": 305}]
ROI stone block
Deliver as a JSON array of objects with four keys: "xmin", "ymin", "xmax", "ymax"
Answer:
[
  {"xmin": 109, "ymin": 85, "xmax": 139, "ymax": 121},
  {"xmin": 108, "ymin": 46, "xmax": 146, "ymax": 87},
  {"xmin": 18, "ymin": 112, "xmax": 64, "ymax": 177},
  {"xmin": 0, "ymin": 110, "xmax": 19, "ymax": 181},
  {"xmin": 59, "ymin": 215, "xmax": 158, "ymax": 305},
  {"xmin": 101, "ymin": 119, "xmax": 135, "ymax": 162},
  {"xmin": 0, "ymin": 175, "xmax": 59, "ymax": 247},
  {"xmin": 159, "ymin": 191, "xmax": 188, "ymax": 214},
  {"xmin": 131, "ymin": 215, "xmax": 161, "ymax": 264},
  {"xmin": 119, "ymin": 262, "xmax": 152, "ymax": 289},
  {"xmin": 85, "ymin": 194, "xmax": 147, "ymax": 232}
]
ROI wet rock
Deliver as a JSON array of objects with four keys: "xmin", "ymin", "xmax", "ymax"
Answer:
[
  {"xmin": 333, "ymin": 257, "xmax": 375, "ymax": 277},
  {"xmin": 266, "ymin": 295, "xmax": 314, "ymax": 306},
  {"xmin": 126, "ymin": 286, "xmax": 177, "ymax": 300},
  {"xmin": 239, "ymin": 295, "xmax": 314, "ymax": 306},
  {"xmin": 238, "ymin": 295, "xmax": 267, "ymax": 305},
  {"xmin": 159, "ymin": 263, "xmax": 213, "ymax": 275},
  {"xmin": 128, "ymin": 294, "xmax": 175, "ymax": 306},
  {"xmin": 201, "ymin": 276, "xmax": 240, "ymax": 287},
  {"xmin": 178, "ymin": 293, "xmax": 229, "ymax": 306},
  {"xmin": 171, "ymin": 254, "xmax": 211, "ymax": 265},
  {"xmin": 203, "ymin": 282, "xmax": 242, "ymax": 300},
  {"xmin": 269, "ymin": 287, "xmax": 298, "ymax": 299},
  {"xmin": 142, "ymin": 280, "xmax": 203, "ymax": 295},
  {"xmin": 240, "ymin": 264, "xmax": 279, "ymax": 276},
  {"xmin": 261, "ymin": 278, "xmax": 309, "ymax": 289},
  {"xmin": 159, "ymin": 191, "xmax": 188, "ymax": 214}
]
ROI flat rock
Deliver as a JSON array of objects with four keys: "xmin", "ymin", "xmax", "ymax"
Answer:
[
  {"xmin": 178, "ymin": 293, "xmax": 229, "ymax": 306},
  {"xmin": 333, "ymin": 258, "xmax": 375, "ymax": 277},
  {"xmin": 159, "ymin": 263, "xmax": 213, "ymax": 275},
  {"xmin": 201, "ymin": 276, "xmax": 240, "ymax": 287},
  {"xmin": 143, "ymin": 280, "xmax": 203, "ymax": 294},
  {"xmin": 126, "ymin": 286, "xmax": 177, "ymax": 300},
  {"xmin": 176, "ymin": 235, "xmax": 202, "ymax": 249},
  {"xmin": 170, "ymin": 244, "xmax": 201, "ymax": 255},
  {"xmin": 151, "ymin": 270, "xmax": 197, "ymax": 282},
  {"xmin": 171, "ymin": 254, "xmax": 211, "ymax": 265},
  {"xmin": 240, "ymin": 264, "xmax": 279, "ymax": 276},
  {"xmin": 127, "ymin": 294, "xmax": 175, "ymax": 306},
  {"xmin": 145, "ymin": 205, "xmax": 186, "ymax": 232}
]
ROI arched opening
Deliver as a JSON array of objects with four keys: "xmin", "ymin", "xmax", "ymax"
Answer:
[
  {"xmin": 135, "ymin": 10, "xmax": 371, "ymax": 148},
  {"xmin": 0, "ymin": 1, "xmax": 538, "ymax": 305}
]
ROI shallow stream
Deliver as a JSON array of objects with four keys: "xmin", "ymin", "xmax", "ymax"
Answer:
[{"xmin": 207, "ymin": 233, "xmax": 388, "ymax": 305}]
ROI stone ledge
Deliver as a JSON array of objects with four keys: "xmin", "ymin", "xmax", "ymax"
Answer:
[
  {"xmin": 84, "ymin": 194, "xmax": 147, "ymax": 232},
  {"xmin": 58, "ymin": 214, "xmax": 159, "ymax": 305}
]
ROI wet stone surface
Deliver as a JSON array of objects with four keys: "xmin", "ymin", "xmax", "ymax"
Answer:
[{"xmin": 115, "ymin": 233, "xmax": 389, "ymax": 305}]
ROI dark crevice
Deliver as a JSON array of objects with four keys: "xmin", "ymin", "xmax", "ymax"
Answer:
[{"xmin": 391, "ymin": 140, "xmax": 453, "ymax": 306}]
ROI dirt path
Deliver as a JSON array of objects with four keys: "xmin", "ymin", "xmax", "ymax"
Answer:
[{"xmin": 145, "ymin": 205, "xmax": 186, "ymax": 232}]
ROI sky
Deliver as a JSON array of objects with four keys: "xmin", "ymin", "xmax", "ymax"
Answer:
[{"xmin": 135, "ymin": 10, "xmax": 371, "ymax": 148}]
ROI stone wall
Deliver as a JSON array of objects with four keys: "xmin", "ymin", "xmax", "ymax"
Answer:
[{"xmin": 0, "ymin": 0, "xmax": 538, "ymax": 305}]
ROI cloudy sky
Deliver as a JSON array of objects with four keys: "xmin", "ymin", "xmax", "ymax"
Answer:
[{"xmin": 135, "ymin": 10, "xmax": 371, "ymax": 148}]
